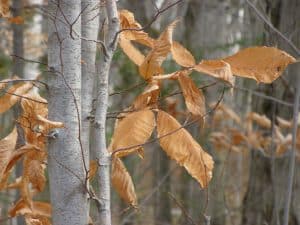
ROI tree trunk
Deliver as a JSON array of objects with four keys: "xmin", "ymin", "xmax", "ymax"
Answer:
[
  {"xmin": 47, "ymin": 1, "xmax": 88, "ymax": 224},
  {"xmin": 242, "ymin": 1, "xmax": 300, "ymax": 225},
  {"xmin": 11, "ymin": 1, "xmax": 25, "ymax": 224},
  {"xmin": 81, "ymin": 0, "xmax": 99, "ymax": 221},
  {"xmin": 91, "ymin": 1, "xmax": 119, "ymax": 225}
]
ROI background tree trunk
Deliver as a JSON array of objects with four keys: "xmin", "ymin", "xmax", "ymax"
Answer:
[
  {"xmin": 92, "ymin": 1, "xmax": 119, "ymax": 225},
  {"xmin": 242, "ymin": 1, "xmax": 300, "ymax": 225},
  {"xmin": 11, "ymin": 1, "xmax": 25, "ymax": 224},
  {"xmin": 47, "ymin": 1, "xmax": 88, "ymax": 224}
]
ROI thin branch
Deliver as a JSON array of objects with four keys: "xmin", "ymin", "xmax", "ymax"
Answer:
[
  {"xmin": 1, "ymin": 90, "xmax": 48, "ymax": 104},
  {"xmin": 11, "ymin": 54, "xmax": 48, "ymax": 66},
  {"xmin": 0, "ymin": 78, "xmax": 48, "ymax": 89},
  {"xmin": 233, "ymin": 85, "xmax": 293, "ymax": 107},
  {"xmin": 109, "ymin": 81, "xmax": 146, "ymax": 96}
]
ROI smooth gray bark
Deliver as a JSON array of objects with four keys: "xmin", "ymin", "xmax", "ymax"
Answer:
[
  {"xmin": 47, "ymin": 1, "xmax": 88, "ymax": 224},
  {"xmin": 91, "ymin": 1, "xmax": 119, "ymax": 225},
  {"xmin": 81, "ymin": 0, "xmax": 99, "ymax": 156}
]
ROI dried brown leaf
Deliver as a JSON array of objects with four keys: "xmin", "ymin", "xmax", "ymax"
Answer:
[
  {"xmin": 111, "ymin": 110, "xmax": 156, "ymax": 157},
  {"xmin": 212, "ymin": 103, "xmax": 241, "ymax": 125},
  {"xmin": 119, "ymin": 35, "xmax": 145, "ymax": 66},
  {"xmin": 223, "ymin": 46, "xmax": 296, "ymax": 83},
  {"xmin": 19, "ymin": 93, "xmax": 63, "ymax": 147},
  {"xmin": 23, "ymin": 158, "xmax": 46, "ymax": 192},
  {"xmin": 0, "ymin": 82, "xmax": 33, "ymax": 113},
  {"xmin": 276, "ymin": 116, "xmax": 292, "ymax": 129},
  {"xmin": 112, "ymin": 157, "xmax": 137, "ymax": 206},
  {"xmin": 9, "ymin": 199, "xmax": 51, "ymax": 218},
  {"xmin": 194, "ymin": 60, "xmax": 235, "ymax": 86},
  {"xmin": 177, "ymin": 71, "xmax": 206, "ymax": 123},
  {"xmin": 157, "ymin": 110, "xmax": 214, "ymax": 187},
  {"xmin": 247, "ymin": 112, "xmax": 271, "ymax": 129},
  {"xmin": 132, "ymin": 81, "xmax": 160, "ymax": 110},
  {"xmin": 119, "ymin": 10, "xmax": 154, "ymax": 48},
  {"xmin": 139, "ymin": 21, "xmax": 177, "ymax": 80},
  {"xmin": 0, "ymin": 127, "xmax": 17, "ymax": 181},
  {"xmin": 171, "ymin": 41, "xmax": 195, "ymax": 67}
]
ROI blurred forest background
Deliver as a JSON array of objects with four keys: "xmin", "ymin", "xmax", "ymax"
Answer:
[{"xmin": 0, "ymin": 0, "xmax": 299, "ymax": 225}]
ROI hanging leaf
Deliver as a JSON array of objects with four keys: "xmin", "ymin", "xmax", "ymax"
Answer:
[
  {"xmin": 157, "ymin": 110, "xmax": 214, "ymax": 187},
  {"xmin": 119, "ymin": 9, "xmax": 154, "ymax": 48},
  {"xmin": 177, "ymin": 71, "xmax": 206, "ymax": 125},
  {"xmin": 119, "ymin": 35, "xmax": 145, "ymax": 66},
  {"xmin": 23, "ymin": 158, "xmax": 46, "ymax": 192},
  {"xmin": 132, "ymin": 81, "xmax": 160, "ymax": 110},
  {"xmin": 194, "ymin": 60, "xmax": 235, "ymax": 86},
  {"xmin": 9, "ymin": 199, "xmax": 51, "ymax": 218},
  {"xmin": 110, "ymin": 109, "xmax": 156, "ymax": 158},
  {"xmin": 111, "ymin": 157, "xmax": 137, "ymax": 206},
  {"xmin": 171, "ymin": 41, "xmax": 196, "ymax": 67},
  {"xmin": 0, "ymin": 127, "xmax": 17, "ymax": 181},
  {"xmin": 0, "ymin": 82, "xmax": 33, "ymax": 114},
  {"xmin": 18, "ymin": 93, "xmax": 63, "ymax": 147},
  {"xmin": 223, "ymin": 46, "xmax": 296, "ymax": 83},
  {"xmin": 139, "ymin": 21, "xmax": 177, "ymax": 80}
]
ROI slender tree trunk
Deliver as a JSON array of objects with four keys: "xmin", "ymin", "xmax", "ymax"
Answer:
[
  {"xmin": 81, "ymin": 0, "xmax": 99, "ymax": 154},
  {"xmin": 11, "ymin": 1, "xmax": 25, "ymax": 224},
  {"xmin": 47, "ymin": 1, "xmax": 88, "ymax": 224},
  {"xmin": 91, "ymin": 1, "xmax": 119, "ymax": 225}
]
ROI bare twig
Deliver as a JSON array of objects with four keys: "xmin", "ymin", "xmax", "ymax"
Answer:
[
  {"xmin": 233, "ymin": 85, "xmax": 293, "ymax": 107},
  {"xmin": 0, "ymin": 78, "xmax": 48, "ymax": 89},
  {"xmin": 1, "ymin": 90, "xmax": 48, "ymax": 104}
]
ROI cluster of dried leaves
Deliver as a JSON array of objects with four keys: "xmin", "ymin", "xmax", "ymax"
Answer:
[
  {"xmin": 0, "ymin": 79, "xmax": 63, "ymax": 224},
  {"xmin": 209, "ymin": 104, "xmax": 300, "ymax": 156},
  {"xmin": 0, "ymin": 7, "xmax": 296, "ymax": 225},
  {"xmin": 109, "ymin": 10, "xmax": 296, "ymax": 207}
]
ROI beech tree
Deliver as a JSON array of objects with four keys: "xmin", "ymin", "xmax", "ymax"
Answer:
[{"xmin": 0, "ymin": 1, "xmax": 299, "ymax": 225}]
